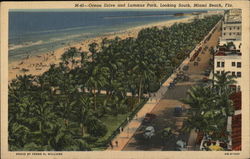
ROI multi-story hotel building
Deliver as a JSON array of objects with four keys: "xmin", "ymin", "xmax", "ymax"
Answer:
[
  {"xmin": 220, "ymin": 9, "xmax": 242, "ymax": 49},
  {"xmin": 214, "ymin": 46, "xmax": 242, "ymax": 91},
  {"xmin": 214, "ymin": 9, "xmax": 242, "ymax": 91},
  {"xmin": 215, "ymin": 9, "xmax": 242, "ymax": 151}
]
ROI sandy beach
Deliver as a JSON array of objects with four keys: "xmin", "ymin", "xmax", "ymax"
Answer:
[{"xmin": 8, "ymin": 16, "xmax": 194, "ymax": 82}]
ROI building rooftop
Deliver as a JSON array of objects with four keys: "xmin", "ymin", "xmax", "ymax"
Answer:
[
  {"xmin": 215, "ymin": 47, "xmax": 241, "ymax": 56},
  {"xmin": 215, "ymin": 51, "xmax": 241, "ymax": 56},
  {"xmin": 224, "ymin": 21, "xmax": 241, "ymax": 24}
]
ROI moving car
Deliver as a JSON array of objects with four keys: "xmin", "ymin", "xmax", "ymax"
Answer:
[
  {"xmin": 143, "ymin": 126, "xmax": 155, "ymax": 139},
  {"xmin": 174, "ymin": 106, "xmax": 183, "ymax": 117}
]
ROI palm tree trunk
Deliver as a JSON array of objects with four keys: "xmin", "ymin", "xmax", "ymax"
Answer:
[
  {"xmin": 94, "ymin": 89, "xmax": 97, "ymax": 110},
  {"xmin": 138, "ymin": 77, "xmax": 143, "ymax": 103},
  {"xmin": 64, "ymin": 119, "xmax": 69, "ymax": 127},
  {"xmin": 39, "ymin": 121, "xmax": 42, "ymax": 132},
  {"xmin": 80, "ymin": 123, "xmax": 84, "ymax": 137}
]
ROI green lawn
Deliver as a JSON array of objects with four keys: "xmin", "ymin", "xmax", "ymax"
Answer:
[
  {"xmin": 90, "ymin": 98, "xmax": 147, "ymax": 150},
  {"xmin": 100, "ymin": 113, "xmax": 129, "ymax": 141},
  {"xmin": 89, "ymin": 113, "xmax": 128, "ymax": 150}
]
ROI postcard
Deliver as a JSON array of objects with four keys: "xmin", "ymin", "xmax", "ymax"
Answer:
[{"xmin": 1, "ymin": 1, "xmax": 249, "ymax": 159}]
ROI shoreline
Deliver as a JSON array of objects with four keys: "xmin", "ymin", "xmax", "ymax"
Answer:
[{"xmin": 8, "ymin": 15, "xmax": 194, "ymax": 82}]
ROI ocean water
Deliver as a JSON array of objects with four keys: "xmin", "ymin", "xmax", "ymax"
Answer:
[{"xmin": 8, "ymin": 10, "xmax": 203, "ymax": 61}]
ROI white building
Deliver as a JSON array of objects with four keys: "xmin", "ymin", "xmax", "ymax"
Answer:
[
  {"xmin": 214, "ymin": 47, "xmax": 242, "ymax": 91},
  {"xmin": 215, "ymin": 9, "xmax": 242, "ymax": 91},
  {"xmin": 220, "ymin": 9, "xmax": 242, "ymax": 42}
]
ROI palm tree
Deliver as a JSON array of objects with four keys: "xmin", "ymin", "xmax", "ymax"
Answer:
[
  {"xmin": 57, "ymin": 101, "xmax": 76, "ymax": 127},
  {"xmin": 8, "ymin": 122, "xmax": 30, "ymax": 150},
  {"xmin": 183, "ymin": 71, "xmax": 236, "ymax": 141},
  {"xmin": 47, "ymin": 123, "xmax": 80, "ymax": 150},
  {"xmin": 213, "ymin": 71, "xmax": 237, "ymax": 94},
  {"xmin": 88, "ymin": 42, "xmax": 98, "ymax": 62},
  {"xmin": 183, "ymin": 85, "xmax": 218, "ymax": 116},
  {"xmin": 61, "ymin": 47, "xmax": 80, "ymax": 69},
  {"xmin": 10, "ymin": 74, "xmax": 35, "ymax": 91},
  {"xmin": 86, "ymin": 64, "xmax": 109, "ymax": 110},
  {"xmin": 73, "ymin": 96, "xmax": 94, "ymax": 136},
  {"xmin": 80, "ymin": 51, "xmax": 89, "ymax": 67}
]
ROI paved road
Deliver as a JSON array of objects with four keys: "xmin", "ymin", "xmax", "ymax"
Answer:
[{"xmin": 122, "ymin": 24, "xmax": 222, "ymax": 151}]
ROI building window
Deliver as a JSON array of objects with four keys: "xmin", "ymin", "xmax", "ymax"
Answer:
[
  {"xmin": 237, "ymin": 27, "xmax": 240, "ymax": 30},
  {"xmin": 224, "ymin": 33, "xmax": 226, "ymax": 35},
  {"xmin": 237, "ymin": 72, "xmax": 241, "ymax": 77},
  {"xmin": 232, "ymin": 71, "xmax": 236, "ymax": 76},
  {"xmin": 229, "ymin": 33, "xmax": 232, "ymax": 36},
  {"xmin": 224, "ymin": 27, "xmax": 226, "ymax": 30},
  {"xmin": 221, "ymin": 62, "xmax": 225, "ymax": 67},
  {"xmin": 237, "ymin": 32, "xmax": 241, "ymax": 35},
  {"xmin": 217, "ymin": 62, "xmax": 220, "ymax": 67},
  {"xmin": 237, "ymin": 62, "xmax": 241, "ymax": 68},
  {"xmin": 216, "ymin": 71, "xmax": 220, "ymax": 74},
  {"xmin": 221, "ymin": 70, "xmax": 225, "ymax": 74},
  {"xmin": 230, "ymin": 27, "xmax": 232, "ymax": 30},
  {"xmin": 232, "ymin": 62, "xmax": 235, "ymax": 66}
]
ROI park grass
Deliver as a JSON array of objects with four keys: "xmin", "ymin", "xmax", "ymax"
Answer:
[
  {"xmin": 90, "ymin": 113, "xmax": 129, "ymax": 150},
  {"xmin": 100, "ymin": 113, "xmax": 129, "ymax": 141},
  {"xmin": 90, "ymin": 98, "xmax": 148, "ymax": 150},
  {"xmin": 74, "ymin": 93, "xmax": 147, "ymax": 150}
]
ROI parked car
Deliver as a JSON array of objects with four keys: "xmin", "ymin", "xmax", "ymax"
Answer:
[
  {"xmin": 143, "ymin": 113, "xmax": 156, "ymax": 123},
  {"xmin": 143, "ymin": 126, "xmax": 155, "ymax": 139},
  {"xmin": 174, "ymin": 106, "xmax": 183, "ymax": 117},
  {"xmin": 168, "ymin": 82, "xmax": 176, "ymax": 89}
]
